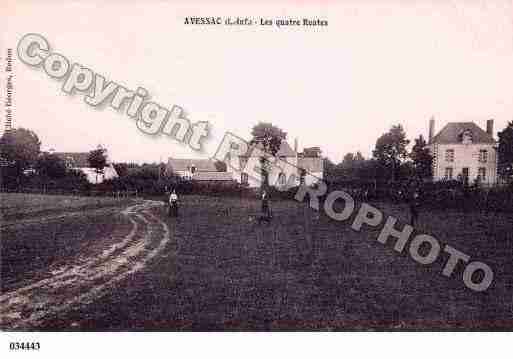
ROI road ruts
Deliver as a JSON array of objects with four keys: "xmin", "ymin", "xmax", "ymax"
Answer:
[{"xmin": 0, "ymin": 200, "xmax": 171, "ymax": 330}]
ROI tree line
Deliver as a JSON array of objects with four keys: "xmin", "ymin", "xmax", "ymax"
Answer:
[
  {"xmin": 0, "ymin": 128, "xmax": 110, "ymax": 192},
  {"xmin": 1, "ymin": 121, "xmax": 512, "ymax": 195},
  {"xmin": 323, "ymin": 122, "xmax": 513, "ymax": 186}
]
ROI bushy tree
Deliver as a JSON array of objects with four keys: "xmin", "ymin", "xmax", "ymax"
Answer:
[
  {"xmin": 35, "ymin": 152, "xmax": 67, "ymax": 179},
  {"xmin": 356, "ymin": 158, "xmax": 380, "ymax": 182},
  {"xmin": 341, "ymin": 152, "xmax": 355, "ymax": 168},
  {"xmin": 214, "ymin": 160, "xmax": 227, "ymax": 172},
  {"xmin": 249, "ymin": 122, "xmax": 287, "ymax": 189},
  {"xmin": 113, "ymin": 163, "xmax": 129, "ymax": 177},
  {"xmin": 61, "ymin": 169, "xmax": 90, "ymax": 191},
  {"xmin": 373, "ymin": 124, "xmax": 410, "ymax": 181},
  {"xmin": 410, "ymin": 135, "xmax": 433, "ymax": 180},
  {"xmin": 340, "ymin": 151, "xmax": 365, "ymax": 170},
  {"xmin": 324, "ymin": 152, "xmax": 383, "ymax": 184},
  {"xmin": 88, "ymin": 145, "xmax": 107, "ymax": 183},
  {"xmin": 498, "ymin": 121, "xmax": 513, "ymax": 182},
  {"xmin": 0, "ymin": 128, "xmax": 41, "ymax": 187}
]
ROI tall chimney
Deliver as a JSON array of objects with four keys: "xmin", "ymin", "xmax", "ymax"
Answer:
[
  {"xmin": 429, "ymin": 116, "xmax": 435, "ymax": 143},
  {"xmin": 294, "ymin": 138, "xmax": 299, "ymax": 167},
  {"xmin": 486, "ymin": 119, "xmax": 494, "ymax": 137}
]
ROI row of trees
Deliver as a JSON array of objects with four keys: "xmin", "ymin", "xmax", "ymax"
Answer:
[
  {"xmin": 245, "ymin": 122, "xmax": 434, "ymax": 188},
  {"xmin": 246, "ymin": 120, "xmax": 513, "ymax": 190},
  {"xmin": 0, "ymin": 126, "xmax": 228, "ymax": 195},
  {"xmin": 322, "ymin": 125, "xmax": 431, "ymax": 184},
  {"xmin": 0, "ymin": 127, "xmax": 109, "ymax": 191},
  {"xmin": 2, "ymin": 120, "xmax": 512, "ymax": 194}
]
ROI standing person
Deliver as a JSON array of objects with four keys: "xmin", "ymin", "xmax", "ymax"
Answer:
[
  {"xmin": 409, "ymin": 188, "xmax": 421, "ymax": 226},
  {"xmin": 169, "ymin": 189, "xmax": 179, "ymax": 217},
  {"xmin": 261, "ymin": 189, "xmax": 271, "ymax": 219}
]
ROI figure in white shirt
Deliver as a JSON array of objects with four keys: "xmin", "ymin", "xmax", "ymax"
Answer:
[
  {"xmin": 261, "ymin": 189, "xmax": 271, "ymax": 219},
  {"xmin": 169, "ymin": 189, "xmax": 179, "ymax": 217}
]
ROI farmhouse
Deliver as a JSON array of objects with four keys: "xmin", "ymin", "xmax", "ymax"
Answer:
[
  {"xmin": 53, "ymin": 152, "xmax": 119, "ymax": 184},
  {"xmin": 166, "ymin": 158, "xmax": 234, "ymax": 182},
  {"xmin": 166, "ymin": 139, "xmax": 324, "ymax": 188},
  {"xmin": 237, "ymin": 139, "xmax": 324, "ymax": 188},
  {"xmin": 426, "ymin": 118, "xmax": 498, "ymax": 185}
]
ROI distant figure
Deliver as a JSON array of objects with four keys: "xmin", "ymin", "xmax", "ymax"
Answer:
[
  {"xmin": 261, "ymin": 189, "xmax": 272, "ymax": 220},
  {"xmin": 409, "ymin": 189, "xmax": 421, "ymax": 226},
  {"xmin": 169, "ymin": 189, "xmax": 179, "ymax": 217}
]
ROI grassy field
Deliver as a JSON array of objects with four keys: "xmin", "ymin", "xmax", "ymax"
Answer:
[
  {"xmin": 0, "ymin": 193, "xmax": 132, "ymax": 220},
  {"xmin": 1, "ymin": 193, "xmax": 512, "ymax": 330},
  {"xmin": 1, "ymin": 193, "xmax": 134, "ymax": 291}
]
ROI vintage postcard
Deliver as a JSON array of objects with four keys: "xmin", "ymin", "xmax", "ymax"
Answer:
[{"xmin": 1, "ymin": 0, "xmax": 512, "ymax": 355}]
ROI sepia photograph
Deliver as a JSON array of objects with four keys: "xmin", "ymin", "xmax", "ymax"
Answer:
[{"xmin": 1, "ymin": 0, "xmax": 512, "ymax": 356}]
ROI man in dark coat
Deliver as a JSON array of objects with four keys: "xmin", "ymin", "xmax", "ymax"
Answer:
[
  {"xmin": 409, "ymin": 189, "xmax": 421, "ymax": 226},
  {"xmin": 169, "ymin": 189, "xmax": 178, "ymax": 217}
]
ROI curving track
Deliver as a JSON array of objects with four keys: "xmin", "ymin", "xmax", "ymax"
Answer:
[{"xmin": 0, "ymin": 200, "xmax": 171, "ymax": 330}]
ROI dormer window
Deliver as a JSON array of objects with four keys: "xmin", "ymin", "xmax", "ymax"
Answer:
[{"xmin": 459, "ymin": 129, "xmax": 473, "ymax": 144}]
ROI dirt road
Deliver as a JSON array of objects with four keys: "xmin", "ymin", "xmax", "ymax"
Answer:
[{"xmin": 1, "ymin": 200, "xmax": 171, "ymax": 330}]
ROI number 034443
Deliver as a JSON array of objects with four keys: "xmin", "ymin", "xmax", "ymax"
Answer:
[{"xmin": 9, "ymin": 342, "xmax": 40, "ymax": 351}]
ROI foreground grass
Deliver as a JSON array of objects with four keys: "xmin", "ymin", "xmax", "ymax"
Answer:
[{"xmin": 34, "ymin": 195, "xmax": 513, "ymax": 331}]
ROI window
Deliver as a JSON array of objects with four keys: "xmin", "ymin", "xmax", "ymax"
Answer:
[
  {"xmin": 241, "ymin": 173, "xmax": 248, "ymax": 185},
  {"xmin": 299, "ymin": 168, "xmax": 306, "ymax": 185},
  {"xmin": 445, "ymin": 167, "xmax": 453, "ymax": 180},
  {"xmin": 462, "ymin": 167, "xmax": 469, "ymax": 179},
  {"xmin": 479, "ymin": 149, "xmax": 488, "ymax": 163},
  {"xmin": 478, "ymin": 167, "xmax": 486, "ymax": 181},
  {"xmin": 445, "ymin": 149, "xmax": 455, "ymax": 162},
  {"xmin": 278, "ymin": 172, "xmax": 287, "ymax": 186}
]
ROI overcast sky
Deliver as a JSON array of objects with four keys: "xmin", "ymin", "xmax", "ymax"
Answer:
[{"xmin": 2, "ymin": 0, "xmax": 513, "ymax": 164}]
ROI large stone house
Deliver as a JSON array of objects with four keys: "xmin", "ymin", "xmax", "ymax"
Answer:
[
  {"xmin": 426, "ymin": 118, "xmax": 498, "ymax": 185},
  {"xmin": 53, "ymin": 151, "xmax": 119, "ymax": 184}
]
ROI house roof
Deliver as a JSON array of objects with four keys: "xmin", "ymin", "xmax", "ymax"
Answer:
[
  {"xmin": 245, "ymin": 140, "xmax": 296, "ymax": 157},
  {"xmin": 192, "ymin": 171, "xmax": 234, "ymax": 181},
  {"xmin": 302, "ymin": 147, "xmax": 322, "ymax": 157},
  {"xmin": 53, "ymin": 152, "xmax": 90, "ymax": 168},
  {"xmin": 298, "ymin": 157, "xmax": 324, "ymax": 173},
  {"xmin": 430, "ymin": 122, "xmax": 495, "ymax": 145},
  {"xmin": 167, "ymin": 158, "xmax": 217, "ymax": 172}
]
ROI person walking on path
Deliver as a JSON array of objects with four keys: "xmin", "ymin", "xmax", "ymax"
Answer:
[{"xmin": 169, "ymin": 189, "xmax": 179, "ymax": 217}]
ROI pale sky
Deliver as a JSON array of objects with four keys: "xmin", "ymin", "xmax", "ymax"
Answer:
[{"xmin": 2, "ymin": 0, "xmax": 513, "ymax": 164}]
